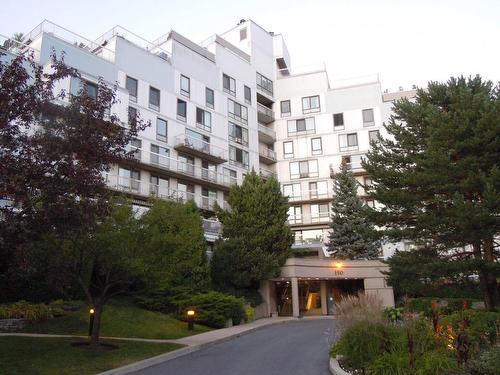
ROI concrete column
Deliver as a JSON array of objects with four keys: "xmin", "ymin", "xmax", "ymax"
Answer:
[
  {"xmin": 291, "ymin": 277, "xmax": 300, "ymax": 317},
  {"xmin": 320, "ymin": 280, "xmax": 327, "ymax": 315}
]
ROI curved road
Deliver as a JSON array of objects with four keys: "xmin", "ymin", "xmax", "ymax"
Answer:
[{"xmin": 133, "ymin": 318, "xmax": 338, "ymax": 375}]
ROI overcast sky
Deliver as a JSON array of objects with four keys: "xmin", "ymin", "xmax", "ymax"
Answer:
[{"xmin": 2, "ymin": 0, "xmax": 499, "ymax": 91}]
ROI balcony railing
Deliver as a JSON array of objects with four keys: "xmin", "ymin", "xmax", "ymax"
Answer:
[
  {"xmin": 174, "ymin": 134, "xmax": 227, "ymax": 163},
  {"xmin": 293, "ymin": 235, "xmax": 325, "ymax": 247},
  {"xmin": 258, "ymin": 123, "xmax": 276, "ymax": 141},
  {"xmin": 202, "ymin": 219, "xmax": 222, "ymax": 235},
  {"xmin": 260, "ymin": 168, "xmax": 277, "ymax": 179},
  {"xmin": 257, "ymin": 103, "xmax": 274, "ymax": 123},
  {"xmin": 288, "ymin": 213, "xmax": 330, "ymax": 225},
  {"xmin": 259, "ymin": 146, "xmax": 277, "ymax": 162},
  {"xmin": 330, "ymin": 156, "xmax": 365, "ymax": 177},
  {"xmin": 124, "ymin": 147, "xmax": 234, "ymax": 188},
  {"xmin": 286, "ymin": 190, "xmax": 330, "ymax": 202},
  {"xmin": 104, "ymin": 173, "xmax": 225, "ymax": 211}
]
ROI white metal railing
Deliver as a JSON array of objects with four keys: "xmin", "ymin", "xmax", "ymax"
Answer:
[
  {"xmin": 259, "ymin": 145, "xmax": 277, "ymax": 161},
  {"xmin": 288, "ymin": 213, "xmax": 330, "ymax": 225},
  {"xmin": 0, "ymin": 34, "xmax": 41, "ymax": 60},
  {"xmin": 293, "ymin": 234, "xmax": 325, "ymax": 246},
  {"xmin": 175, "ymin": 134, "xmax": 227, "ymax": 160},
  {"xmin": 287, "ymin": 190, "xmax": 330, "ymax": 202},
  {"xmin": 104, "ymin": 173, "xmax": 225, "ymax": 210},
  {"xmin": 260, "ymin": 169, "xmax": 277, "ymax": 179},
  {"xmin": 330, "ymin": 155, "xmax": 365, "ymax": 175},
  {"xmin": 258, "ymin": 123, "xmax": 276, "ymax": 139},
  {"xmin": 203, "ymin": 219, "xmax": 222, "ymax": 235},
  {"xmin": 257, "ymin": 102, "xmax": 274, "ymax": 119},
  {"xmin": 22, "ymin": 20, "xmax": 116, "ymax": 63}
]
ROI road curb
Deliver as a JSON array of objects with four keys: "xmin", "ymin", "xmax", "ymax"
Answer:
[
  {"xmin": 99, "ymin": 317, "xmax": 333, "ymax": 375},
  {"xmin": 329, "ymin": 357, "xmax": 351, "ymax": 375}
]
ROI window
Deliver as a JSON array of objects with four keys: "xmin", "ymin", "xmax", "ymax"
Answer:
[
  {"xmin": 126, "ymin": 76, "xmax": 138, "ymax": 102},
  {"xmin": 206, "ymin": 87, "xmax": 214, "ymax": 109},
  {"xmin": 70, "ymin": 77, "xmax": 98, "ymax": 99},
  {"xmin": 283, "ymin": 141, "xmax": 294, "ymax": 158},
  {"xmin": 223, "ymin": 73, "xmax": 236, "ymax": 96},
  {"xmin": 369, "ymin": 130, "xmax": 380, "ymax": 144},
  {"xmin": 280, "ymin": 100, "xmax": 291, "ymax": 117},
  {"xmin": 287, "ymin": 117, "xmax": 315, "ymax": 135},
  {"xmin": 244, "ymin": 85, "xmax": 251, "ymax": 104},
  {"xmin": 149, "ymin": 175, "xmax": 168, "ymax": 196},
  {"xmin": 156, "ymin": 118, "xmax": 167, "ymax": 142},
  {"xmin": 223, "ymin": 168, "xmax": 237, "ymax": 186},
  {"xmin": 302, "ymin": 95, "xmax": 320, "ymax": 114},
  {"xmin": 240, "ymin": 27, "xmax": 247, "ymax": 41},
  {"xmin": 129, "ymin": 138, "xmax": 141, "ymax": 161},
  {"xmin": 339, "ymin": 133, "xmax": 359, "ymax": 152},
  {"xmin": 202, "ymin": 161, "xmax": 217, "ymax": 183},
  {"xmin": 128, "ymin": 106, "xmax": 137, "ymax": 126},
  {"xmin": 294, "ymin": 229, "xmax": 325, "ymax": 245},
  {"xmin": 178, "ymin": 154, "xmax": 195, "ymax": 175},
  {"xmin": 149, "ymin": 86, "xmax": 160, "ymax": 111},
  {"xmin": 201, "ymin": 187, "xmax": 218, "ymax": 210},
  {"xmin": 256, "ymin": 72, "xmax": 273, "ymax": 96},
  {"xmin": 309, "ymin": 181, "xmax": 328, "ymax": 199},
  {"xmin": 283, "ymin": 183, "xmax": 301, "ymax": 201},
  {"xmin": 229, "ymin": 146, "xmax": 249, "ymax": 169},
  {"xmin": 229, "ymin": 122, "xmax": 248, "ymax": 146},
  {"xmin": 288, "ymin": 206, "xmax": 302, "ymax": 224},
  {"xmin": 185, "ymin": 129, "xmax": 210, "ymax": 154},
  {"xmin": 341, "ymin": 155, "xmax": 351, "ymax": 168},
  {"xmin": 290, "ymin": 160, "xmax": 318, "ymax": 179},
  {"xmin": 311, "ymin": 203, "xmax": 329, "ymax": 222},
  {"xmin": 196, "ymin": 108, "xmax": 212, "ymax": 132},
  {"xmin": 333, "ymin": 113, "xmax": 344, "ymax": 130},
  {"xmin": 177, "ymin": 181, "xmax": 195, "ymax": 201},
  {"xmin": 362, "ymin": 108, "xmax": 375, "ymax": 127},
  {"xmin": 118, "ymin": 167, "xmax": 140, "ymax": 191},
  {"xmin": 150, "ymin": 144, "xmax": 169, "ymax": 166},
  {"xmin": 180, "ymin": 75, "xmax": 190, "ymax": 97},
  {"xmin": 228, "ymin": 99, "xmax": 248, "ymax": 124},
  {"xmin": 311, "ymin": 137, "xmax": 322, "ymax": 155},
  {"xmin": 177, "ymin": 99, "xmax": 187, "ymax": 121}
]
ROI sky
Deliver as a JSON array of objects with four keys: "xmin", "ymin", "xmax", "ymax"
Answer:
[{"xmin": 1, "ymin": 0, "xmax": 499, "ymax": 92}]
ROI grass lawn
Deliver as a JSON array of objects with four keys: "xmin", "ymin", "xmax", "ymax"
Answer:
[
  {"xmin": 21, "ymin": 299, "xmax": 211, "ymax": 339},
  {"xmin": 0, "ymin": 336, "xmax": 183, "ymax": 375}
]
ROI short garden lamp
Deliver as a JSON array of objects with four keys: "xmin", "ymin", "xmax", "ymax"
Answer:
[
  {"xmin": 187, "ymin": 309, "xmax": 195, "ymax": 331},
  {"xmin": 88, "ymin": 308, "xmax": 95, "ymax": 337}
]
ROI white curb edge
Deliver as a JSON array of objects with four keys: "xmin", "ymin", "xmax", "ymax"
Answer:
[{"xmin": 329, "ymin": 357, "xmax": 351, "ymax": 375}]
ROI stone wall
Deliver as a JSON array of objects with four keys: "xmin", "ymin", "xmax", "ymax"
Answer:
[{"xmin": 0, "ymin": 318, "xmax": 27, "ymax": 332}]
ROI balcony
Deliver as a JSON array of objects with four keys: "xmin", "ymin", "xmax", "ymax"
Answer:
[
  {"xmin": 122, "ymin": 148, "xmax": 234, "ymax": 190},
  {"xmin": 203, "ymin": 219, "xmax": 222, "ymax": 241},
  {"xmin": 260, "ymin": 168, "xmax": 277, "ymax": 179},
  {"xmin": 104, "ymin": 173, "xmax": 225, "ymax": 212},
  {"xmin": 288, "ymin": 213, "xmax": 330, "ymax": 226},
  {"xmin": 256, "ymin": 72, "xmax": 274, "ymax": 98},
  {"xmin": 259, "ymin": 145, "xmax": 277, "ymax": 164},
  {"xmin": 286, "ymin": 190, "xmax": 330, "ymax": 203},
  {"xmin": 174, "ymin": 134, "xmax": 227, "ymax": 164},
  {"xmin": 257, "ymin": 103, "xmax": 274, "ymax": 124},
  {"xmin": 258, "ymin": 123, "xmax": 276, "ymax": 144},
  {"xmin": 329, "ymin": 155, "xmax": 365, "ymax": 177}
]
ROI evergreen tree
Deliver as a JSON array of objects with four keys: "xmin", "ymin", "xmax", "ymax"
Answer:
[
  {"xmin": 327, "ymin": 161, "xmax": 380, "ymax": 259},
  {"xmin": 210, "ymin": 171, "xmax": 293, "ymax": 299},
  {"xmin": 363, "ymin": 76, "xmax": 500, "ymax": 309}
]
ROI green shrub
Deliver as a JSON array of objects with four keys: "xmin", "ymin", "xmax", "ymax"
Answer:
[
  {"xmin": 334, "ymin": 293, "xmax": 384, "ymax": 327},
  {"xmin": 0, "ymin": 301, "xmax": 51, "ymax": 321},
  {"xmin": 175, "ymin": 291, "xmax": 246, "ymax": 328},
  {"xmin": 415, "ymin": 350, "xmax": 457, "ymax": 375},
  {"xmin": 245, "ymin": 305, "xmax": 255, "ymax": 322},
  {"xmin": 408, "ymin": 298, "xmax": 474, "ymax": 316},
  {"xmin": 369, "ymin": 351, "xmax": 410, "ymax": 375},
  {"xmin": 469, "ymin": 347, "xmax": 500, "ymax": 375},
  {"xmin": 385, "ymin": 307, "xmax": 404, "ymax": 323}
]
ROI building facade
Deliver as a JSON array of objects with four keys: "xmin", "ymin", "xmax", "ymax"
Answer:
[{"xmin": 1, "ymin": 19, "xmax": 411, "ymax": 317}]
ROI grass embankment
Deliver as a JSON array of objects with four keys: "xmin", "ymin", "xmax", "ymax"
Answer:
[
  {"xmin": 0, "ymin": 336, "xmax": 182, "ymax": 375},
  {"xmin": 21, "ymin": 299, "xmax": 212, "ymax": 339}
]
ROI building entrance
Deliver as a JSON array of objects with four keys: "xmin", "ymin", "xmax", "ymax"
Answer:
[{"xmin": 326, "ymin": 279, "xmax": 364, "ymax": 315}]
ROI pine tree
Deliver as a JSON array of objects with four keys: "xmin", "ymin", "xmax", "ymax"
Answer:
[
  {"xmin": 327, "ymin": 161, "xmax": 380, "ymax": 259},
  {"xmin": 210, "ymin": 171, "xmax": 293, "ymax": 298},
  {"xmin": 363, "ymin": 76, "xmax": 500, "ymax": 310}
]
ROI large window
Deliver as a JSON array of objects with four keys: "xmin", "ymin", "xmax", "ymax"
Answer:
[
  {"xmin": 118, "ymin": 167, "xmax": 140, "ymax": 191},
  {"xmin": 196, "ymin": 108, "xmax": 212, "ymax": 132},
  {"xmin": 177, "ymin": 181, "xmax": 195, "ymax": 200},
  {"xmin": 333, "ymin": 113, "xmax": 344, "ymax": 130},
  {"xmin": 223, "ymin": 73, "xmax": 236, "ymax": 96},
  {"xmin": 309, "ymin": 180, "xmax": 328, "ymax": 199},
  {"xmin": 229, "ymin": 146, "xmax": 249, "ymax": 169},
  {"xmin": 128, "ymin": 106, "xmax": 137, "ymax": 126},
  {"xmin": 149, "ymin": 175, "xmax": 168, "ymax": 196},
  {"xmin": 362, "ymin": 108, "xmax": 375, "ymax": 127},
  {"xmin": 178, "ymin": 154, "xmax": 195, "ymax": 175},
  {"xmin": 126, "ymin": 76, "xmax": 138, "ymax": 102},
  {"xmin": 289, "ymin": 160, "xmax": 318, "ymax": 179},
  {"xmin": 149, "ymin": 86, "xmax": 160, "ymax": 111},
  {"xmin": 287, "ymin": 117, "xmax": 315, "ymax": 135},
  {"xmin": 177, "ymin": 99, "xmax": 187, "ymax": 121},
  {"xmin": 229, "ymin": 122, "xmax": 248, "ymax": 146},
  {"xmin": 202, "ymin": 161, "xmax": 217, "ymax": 183},
  {"xmin": 294, "ymin": 229, "xmax": 325, "ymax": 245},
  {"xmin": 186, "ymin": 129, "xmax": 210, "ymax": 154},
  {"xmin": 256, "ymin": 72, "xmax": 273, "ymax": 96},
  {"xmin": 283, "ymin": 141, "xmax": 294, "ymax": 158},
  {"xmin": 339, "ymin": 133, "xmax": 359, "ymax": 152},
  {"xmin": 206, "ymin": 87, "xmax": 214, "ymax": 109},
  {"xmin": 129, "ymin": 138, "xmax": 141, "ymax": 161},
  {"xmin": 288, "ymin": 206, "xmax": 302, "ymax": 224},
  {"xmin": 302, "ymin": 95, "xmax": 320, "ymax": 114},
  {"xmin": 369, "ymin": 130, "xmax": 380, "ymax": 144},
  {"xmin": 150, "ymin": 144, "xmax": 169, "ymax": 167},
  {"xmin": 70, "ymin": 77, "xmax": 98, "ymax": 99},
  {"xmin": 223, "ymin": 168, "xmax": 237, "ymax": 186},
  {"xmin": 281, "ymin": 100, "xmax": 291, "ymax": 117},
  {"xmin": 228, "ymin": 99, "xmax": 248, "ymax": 124},
  {"xmin": 180, "ymin": 75, "xmax": 190, "ymax": 97},
  {"xmin": 244, "ymin": 85, "xmax": 251, "ymax": 104},
  {"xmin": 311, "ymin": 203, "xmax": 329, "ymax": 223},
  {"xmin": 283, "ymin": 183, "xmax": 301, "ymax": 201},
  {"xmin": 156, "ymin": 118, "xmax": 167, "ymax": 142},
  {"xmin": 311, "ymin": 137, "xmax": 322, "ymax": 155}
]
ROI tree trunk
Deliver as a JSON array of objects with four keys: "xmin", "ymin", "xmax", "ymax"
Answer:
[
  {"xmin": 472, "ymin": 241, "xmax": 496, "ymax": 311},
  {"xmin": 90, "ymin": 304, "xmax": 103, "ymax": 347}
]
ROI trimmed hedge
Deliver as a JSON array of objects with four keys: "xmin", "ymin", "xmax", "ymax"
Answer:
[{"xmin": 0, "ymin": 301, "xmax": 52, "ymax": 321}]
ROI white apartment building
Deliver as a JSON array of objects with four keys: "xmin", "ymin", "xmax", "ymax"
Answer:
[{"xmin": 2, "ymin": 19, "xmax": 415, "ymax": 317}]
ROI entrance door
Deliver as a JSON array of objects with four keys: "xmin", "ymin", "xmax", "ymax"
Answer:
[{"xmin": 275, "ymin": 281, "xmax": 292, "ymax": 316}]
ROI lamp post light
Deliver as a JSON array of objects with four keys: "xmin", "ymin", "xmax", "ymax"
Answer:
[
  {"xmin": 88, "ymin": 308, "xmax": 95, "ymax": 337},
  {"xmin": 187, "ymin": 309, "xmax": 195, "ymax": 331}
]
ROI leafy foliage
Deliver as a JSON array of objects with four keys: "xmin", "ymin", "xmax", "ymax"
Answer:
[
  {"xmin": 469, "ymin": 347, "xmax": 500, "ymax": 375},
  {"xmin": 0, "ymin": 300, "xmax": 52, "ymax": 321},
  {"xmin": 210, "ymin": 171, "xmax": 293, "ymax": 294},
  {"xmin": 327, "ymin": 161, "xmax": 380, "ymax": 259}
]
